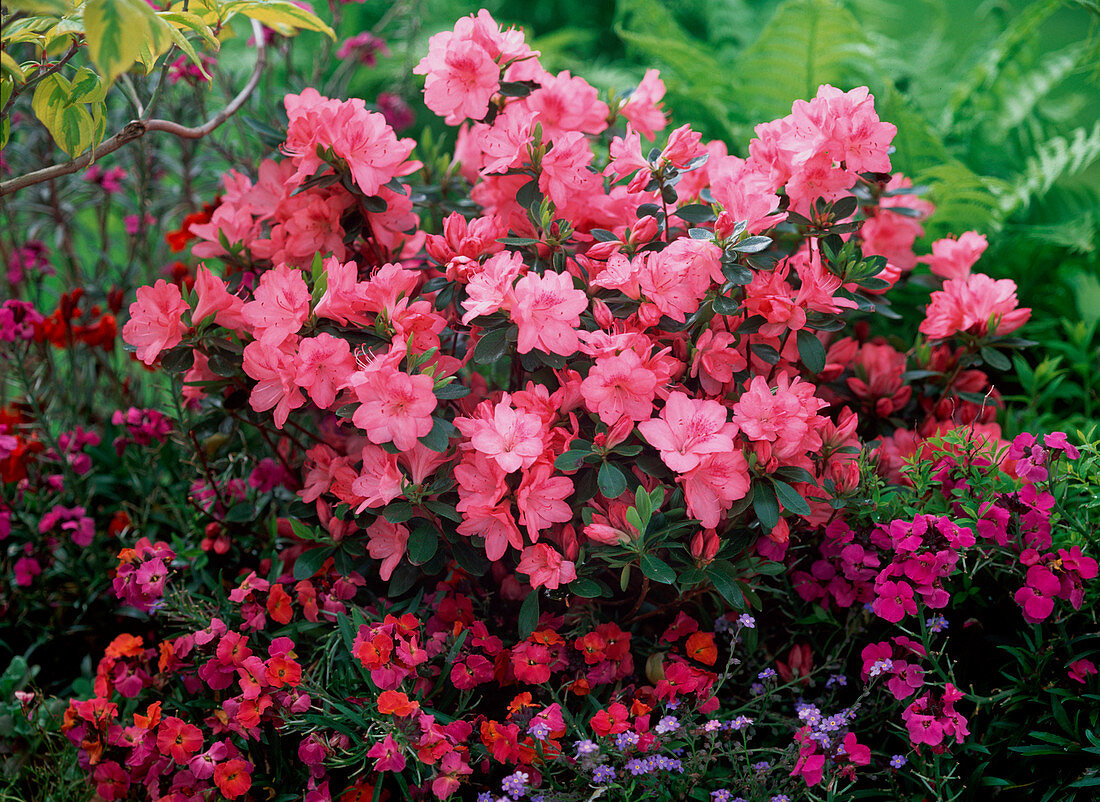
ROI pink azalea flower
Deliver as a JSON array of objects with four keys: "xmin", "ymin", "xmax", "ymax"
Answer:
[
  {"xmin": 351, "ymin": 445, "xmax": 405, "ymax": 512},
  {"xmin": 461, "ymin": 250, "xmax": 525, "ymax": 323},
  {"xmin": 538, "ymin": 131, "xmax": 599, "ymax": 209},
  {"xmin": 680, "ymin": 451, "xmax": 751, "ymax": 528},
  {"xmin": 295, "ymin": 334, "xmax": 355, "ymax": 409},
  {"xmin": 580, "ymin": 349, "xmax": 658, "ymax": 425},
  {"xmin": 920, "ymin": 231, "xmax": 988, "ymax": 280},
  {"xmin": 242, "ymin": 339, "xmax": 305, "ymax": 428},
  {"xmin": 241, "ymin": 264, "xmax": 311, "ymax": 347},
  {"xmin": 516, "ymin": 462, "xmax": 573, "ymax": 541},
  {"xmin": 192, "ymin": 264, "xmax": 246, "ymax": 329},
  {"xmin": 620, "ymin": 69, "xmax": 668, "ymax": 139},
  {"xmin": 283, "ymin": 89, "xmax": 419, "ymax": 196},
  {"xmin": 462, "ymin": 395, "xmax": 545, "ymax": 474},
  {"xmin": 510, "ymin": 270, "xmax": 587, "ymax": 355},
  {"xmin": 638, "ymin": 391, "xmax": 739, "ymax": 473},
  {"xmin": 920, "ymin": 273, "xmax": 1031, "ymax": 340},
  {"xmin": 349, "ymin": 361, "xmax": 437, "ymax": 452},
  {"xmin": 122, "ymin": 279, "xmax": 190, "ymax": 365},
  {"xmin": 517, "ymin": 543, "xmax": 577, "ymax": 590},
  {"xmin": 366, "ymin": 518, "xmax": 409, "ymax": 581},
  {"xmin": 413, "ymin": 32, "xmax": 500, "ymax": 124},
  {"xmin": 524, "ymin": 70, "xmax": 609, "ymax": 138}
]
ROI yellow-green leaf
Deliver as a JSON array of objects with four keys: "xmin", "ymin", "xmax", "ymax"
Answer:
[
  {"xmin": 160, "ymin": 19, "xmax": 210, "ymax": 78},
  {"xmin": 32, "ymin": 73, "xmax": 95, "ymax": 156},
  {"xmin": 83, "ymin": 0, "xmax": 173, "ymax": 84},
  {"xmin": 225, "ymin": 0, "xmax": 335, "ymax": 39},
  {"xmin": 0, "ymin": 52, "xmax": 26, "ymax": 83},
  {"xmin": 2, "ymin": 0, "xmax": 74, "ymax": 15},
  {"xmin": 157, "ymin": 11, "xmax": 220, "ymax": 51}
]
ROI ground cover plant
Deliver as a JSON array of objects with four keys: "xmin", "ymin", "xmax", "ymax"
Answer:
[{"xmin": 2, "ymin": 2, "xmax": 1099, "ymax": 801}]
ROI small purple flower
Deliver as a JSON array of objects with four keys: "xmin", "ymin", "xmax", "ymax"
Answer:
[
  {"xmin": 575, "ymin": 739, "xmax": 599, "ymax": 756},
  {"xmin": 655, "ymin": 715, "xmax": 679, "ymax": 734},
  {"xmin": 614, "ymin": 730, "xmax": 639, "ymax": 750},
  {"xmin": 501, "ymin": 770, "xmax": 528, "ymax": 799},
  {"xmin": 738, "ymin": 613, "xmax": 756, "ymax": 628},
  {"xmin": 926, "ymin": 615, "xmax": 948, "ymax": 633},
  {"xmin": 753, "ymin": 760, "xmax": 770, "ymax": 773},
  {"xmin": 890, "ymin": 754, "xmax": 907, "ymax": 769},
  {"xmin": 592, "ymin": 765, "xmax": 616, "ymax": 783},
  {"xmin": 868, "ymin": 658, "xmax": 894, "ymax": 678},
  {"xmin": 528, "ymin": 721, "xmax": 549, "ymax": 741},
  {"xmin": 758, "ymin": 668, "xmax": 777, "ymax": 681}
]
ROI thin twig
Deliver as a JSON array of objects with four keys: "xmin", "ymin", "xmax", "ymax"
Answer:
[
  {"xmin": 0, "ymin": 21, "xmax": 267, "ymax": 197},
  {"xmin": 0, "ymin": 42, "xmax": 80, "ymax": 117}
]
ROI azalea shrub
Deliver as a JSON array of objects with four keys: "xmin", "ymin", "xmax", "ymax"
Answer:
[{"xmin": 3, "ymin": 6, "xmax": 1099, "ymax": 802}]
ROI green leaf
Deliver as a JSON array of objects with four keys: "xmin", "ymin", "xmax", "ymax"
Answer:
[
  {"xmin": 598, "ymin": 462, "xmax": 627, "ymax": 498},
  {"xmin": 796, "ymin": 329, "xmax": 827, "ymax": 374},
  {"xmin": 293, "ymin": 547, "xmax": 331, "ymax": 580},
  {"xmin": 707, "ymin": 567, "xmax": 747, "ymax": 610},
  {"xmin": 674, "ymin": 204, "xmax": 716, "ymax": 223},
  {"xmin": 433, "ymin": 381, "xmax": 470, "ymax": 400},
  {"xmin": 84, "ymin": 0, "xmax": 173, "ymax": 85},
  {"xmin": 752, "ymin": 481, "xmax": 779, "ymax": 531},
  {"xmin": 980, "ymin": 346, "xmax": 1011, "ymax": 372},
  {"xmin": 406, "ymin": 524, "xmax": 439, "ymax": 566},
  {"xmin": 554, "ymin": 450, "xmax": 586, "ymax": 472},
  {"xmin": 771, "ymin": 479, "xmax": 811, "ymax": 516},
  {"xmin": 31, "ymin": 74, "xmax": 94, "ymax": 156},
  {"xmin": 640, "ymin": 553, "xmax": 676, "ymax": 585},
  {"xmin": 418, "ymin": 416, "xmax": 455, "ymax": 453},
  {"xmin": 712, "ymin": 293, "xmax": 740, "ymax": 316},
  {"xmin": 473, "ymin": 327, "xmax": 509, "ymax": 364},
  {"xmin": 518, "ymin": 591, "xmax": 539, "ymax": 638},
  {"xmin": 570, "ymin": 577, "xmax": 604, "ymax": 598}
]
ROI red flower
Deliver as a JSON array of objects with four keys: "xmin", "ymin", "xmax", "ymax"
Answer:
[
  {"xmin": 213, "ymin": 758, "xmax": 252, "ymax": 799},
  {"xmin": 156, "ymin": 716, "xmax": 203, "ymax": 763}
]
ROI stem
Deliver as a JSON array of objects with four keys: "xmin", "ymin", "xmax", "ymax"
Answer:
[
  {"xmin": 0, "ymin": 20, "xmax": 268, "ymax": 197},
  {"xmin": 0, "ymin": 42, "xmax": 80, "ymax": 117}
]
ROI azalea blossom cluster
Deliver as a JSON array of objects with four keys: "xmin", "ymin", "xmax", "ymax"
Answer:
[{"xmin": 114, "ymin": 7, "xmax": 1038, "ymax": 609}]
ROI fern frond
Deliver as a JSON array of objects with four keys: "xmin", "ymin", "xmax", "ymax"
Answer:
[
  {"xmin": 939, "ymin": 0, "xmax": 1062, "ymax": 134},
  {"xmin": 918, "ymin": 162, "xmax": 1012, "ymax": 237},
  {"xmin": 1019, "ymin": 213, "xmax": 1097, "ymax": 254},
  {"xmin": 613, "ymin": 0, "xmax": 739, "ymax": 139},
  {"xmin": 729, "ymin": 0, "xmax": 870, "ymax": 123},
  {"xmin": 985, "ymin": 38, "xmax": 1100, "ymax": 142},
  {"xmin": 997, "ymin": 121, "xmax": 1100, "ymax": 218}
]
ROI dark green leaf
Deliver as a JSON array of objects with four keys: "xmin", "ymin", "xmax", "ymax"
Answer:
[
  {"xmin": 752, "ymin": 481, "xmax": 779, "ymax": 531},
  {"xmin": 293, "ymin": 547, "xmax": 331, "ymax": 580},
  {"xmin": 434, "ymin": 382, "xmax": 470, "ymax": 400},
  {"xmin": 598, "ymin": 462, "xmax": 627, "ymax": 498},
  {"xmin": 712, "ymin": 294, "xmax": 740, "ymax": 316},
  {"xmin": 772, "ymin": 479, "xmax": 811, "ymax": 516},
  {"xmin": 518, "ymin": 591, "xmax": 540, "ymax": 638},
  {"xmin": 640, "ymin": 553, "xmax": 676, "ymax": 584},
  {"xmin": 570, "ymin": 577, "xmax": 604, "ymax": 598},
  {"xmin": 473, "ymin": 328, "xmax": 509, "ymax": 364},
  {"xmin": 980, "ymin": 346, "xmax": 1011, "ymax": 371},
  {"xmin": 796, "ymin": 329, "xmax": 827, "ymax": 374},
  {"xmin": 407, "ymin": 524, "xmax": 439, "ymax": 565},
  {"xmin": 555, "ymin": 450, "xmax": 586, "ymax": 471},
  {"xmin": 673, "ymin": 203, "xmax": 716, "ymax": 223}
]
